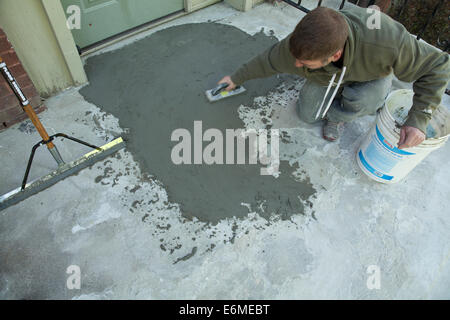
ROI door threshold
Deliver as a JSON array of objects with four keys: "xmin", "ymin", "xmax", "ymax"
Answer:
[{"xmin": 80, "ymin": 10, "xmax": 187, "ymax": 57}]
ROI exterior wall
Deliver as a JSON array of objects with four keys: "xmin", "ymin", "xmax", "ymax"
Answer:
[
  {"xmin": 225, "ymin": 0, "xmax": 266, "ymax": 12},
  {"xmin": 0, "ymin": 29, "xmax": 45, "ymax": 131},
  {"xmin": 0, "ymin": 0, "xmax": 87, "ymax": 98},
  {"xmin": 185, "ymin": 0, "xmax": 222, "ymax": 12}
]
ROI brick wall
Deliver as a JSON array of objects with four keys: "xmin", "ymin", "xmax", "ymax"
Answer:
[{"xmin": 0, "ymin": 28, "xmax": 45, "ymax": 132}]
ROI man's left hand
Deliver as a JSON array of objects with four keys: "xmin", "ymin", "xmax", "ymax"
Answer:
[{"xmin": 398, "ymin": 126, "xmax": 425, "ymax": 149}]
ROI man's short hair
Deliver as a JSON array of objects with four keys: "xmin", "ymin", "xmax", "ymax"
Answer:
[{"xmin": 289, "ymin": 7, "xmax": 349, "ymax": 61}]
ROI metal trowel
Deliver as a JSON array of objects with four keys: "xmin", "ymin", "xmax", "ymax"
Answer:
[{"xmin": 205, "ymin": 83, "xmax": 246, "ymax": 102}]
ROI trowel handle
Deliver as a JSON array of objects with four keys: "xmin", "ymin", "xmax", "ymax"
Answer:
[{"xmin": 211, "ymin": 83, "xmax": 229, "ymax": 96}]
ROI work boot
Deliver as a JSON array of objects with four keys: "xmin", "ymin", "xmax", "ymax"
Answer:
[{"xmin": 322, "ymin": 119, "xmax": 343, "ymax": 142}]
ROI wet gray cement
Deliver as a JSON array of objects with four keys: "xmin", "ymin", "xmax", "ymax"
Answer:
[{"xmin": 80, "ymin": 23, "xmax": 316, "ymax": 224}]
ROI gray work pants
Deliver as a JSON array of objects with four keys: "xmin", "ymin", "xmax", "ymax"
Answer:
[{"xmin": 296, "ymin": 74, "xmax": 393, "ymax": 123}]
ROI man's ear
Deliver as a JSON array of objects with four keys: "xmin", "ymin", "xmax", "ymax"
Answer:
[{"xmin": 331, "ymin": 49, "xmax": 343, "ymax": 61}]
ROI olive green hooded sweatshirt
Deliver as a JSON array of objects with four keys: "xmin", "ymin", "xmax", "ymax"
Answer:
[{"xmin": 230, "ymin": 5, "xmax": 450, "ymax": 134}]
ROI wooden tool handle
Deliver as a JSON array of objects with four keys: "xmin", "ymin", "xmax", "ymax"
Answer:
[{"xmin": 0, "ymin": 56, "xmax": 55, "ymax": 149}]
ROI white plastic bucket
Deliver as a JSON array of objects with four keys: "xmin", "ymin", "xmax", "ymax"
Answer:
[{"xmin": 357, "ymin": 89, "xmax": 450, "ymax": 184}]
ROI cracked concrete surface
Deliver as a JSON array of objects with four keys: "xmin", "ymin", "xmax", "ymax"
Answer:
[{"xmin": 1, "ymin": 1, "xmax": 450, "ymax": 299}]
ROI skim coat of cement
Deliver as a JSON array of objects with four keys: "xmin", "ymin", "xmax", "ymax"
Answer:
[
  {"xmin": 1, "ymin": 2, "xmax": 449, "ymax": 299},
  {"xmin": 79, "ymin": 22, "xmax": 316, "ymax": 224}
]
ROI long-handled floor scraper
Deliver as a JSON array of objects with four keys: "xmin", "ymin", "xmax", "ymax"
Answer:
[{"xmin": 0, "ymin": 57, "xmax": 125, "ymax": 210}]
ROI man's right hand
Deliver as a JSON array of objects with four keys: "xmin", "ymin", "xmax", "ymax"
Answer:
[{"xmin": 218, "ymin": 76, "xmax": 236, "ymax": 91}]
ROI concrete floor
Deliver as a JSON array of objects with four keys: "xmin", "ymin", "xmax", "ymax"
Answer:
[{"xmin": 1, "ymin": 1, "xmax": 450, "ymax": 299}]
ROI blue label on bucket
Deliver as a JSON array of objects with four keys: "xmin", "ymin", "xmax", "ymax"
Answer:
[
  {"xmin": 365, "ymin": 140, "xmax": 398, "ymax": 172},
  {"xmin": 375, "ymin": 125, "xmax": 415, "ymax": 156},
  {"xmin": 359, "ymin": 125, "xmax": 416, "ymax": 180},
  {"xmin": 358, "ymin": 150, "xmax": 394, "ymax": 181}
]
